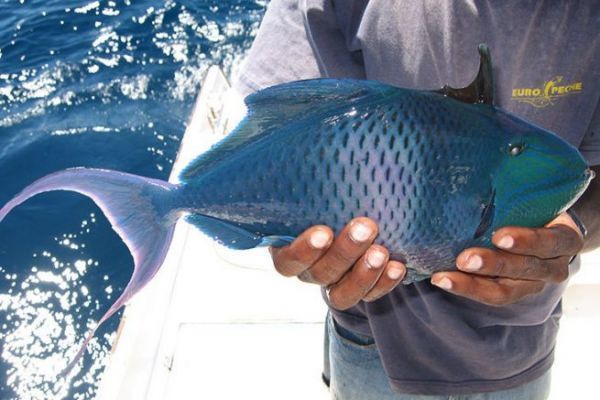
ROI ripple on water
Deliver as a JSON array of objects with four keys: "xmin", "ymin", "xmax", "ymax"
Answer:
[{"xmin": 0, "ymin": 1, "xmax": 267, "ymax": 398}]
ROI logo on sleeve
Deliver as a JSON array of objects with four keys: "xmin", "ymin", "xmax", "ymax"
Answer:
[{"xmin": 511, "ymin": 76, "xmax": 582, "ymax": 108}]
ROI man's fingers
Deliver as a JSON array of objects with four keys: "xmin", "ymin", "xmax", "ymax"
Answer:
[
  {"xmin": 300, "ymin": 217, "xmax": 378, "ymax": 285},
  {"xmin": 363, "ymin": 261, "xmax": 406, "ymax": 302},
  {"xmin": 456, "ymin": 248, "xmax": 571, "ymax": 283},
  {"xmin": 492, "ymin": 218, "xmax": 583, "ymax": 259},
  {"xmin": 327, "ymin": 245, "xmax": 388, "ymax": 310},
  {"xmin": 270, "ymin": 225, "xmax": 333, "ymax": 277},
  {"xmin": 431, "ymin": 272, "xmax": 546, "ymax": 306}
]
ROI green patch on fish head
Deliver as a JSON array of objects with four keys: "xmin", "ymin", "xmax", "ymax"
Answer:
[{"xmin": 490, "ymin": 110, "xmax": 592, "ymax": 231}]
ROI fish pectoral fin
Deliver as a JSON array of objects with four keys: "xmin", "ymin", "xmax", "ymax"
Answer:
[
  {"xmin": 474, "ymin": 188, "xmax": 496, "ymax": 240},
  {"xmin": 435, "ymin": 44, "xmax": 494, "ymax": 105}
]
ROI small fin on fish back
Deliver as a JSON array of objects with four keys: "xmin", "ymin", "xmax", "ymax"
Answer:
[{"xmin": 0, "ymin": 168, "xmax": 178, "ymax": 375}]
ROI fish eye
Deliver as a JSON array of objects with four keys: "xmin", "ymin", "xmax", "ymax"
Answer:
[{"xmin": 508, "ymin": 143, "xmax": 525, "ymax": 156}]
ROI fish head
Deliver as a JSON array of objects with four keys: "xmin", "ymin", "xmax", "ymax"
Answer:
[{"xmin": 490, "ymin": 110, "xmax": 593, "ymax": 230}]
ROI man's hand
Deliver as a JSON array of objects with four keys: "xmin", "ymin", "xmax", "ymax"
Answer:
[
  {"xmin": 270, "ymin": 217, "xmax": 406, "ymax": 310},
  {"xmin": 431, "ymin": 212, "xmax": 584, "ymax": 306}
]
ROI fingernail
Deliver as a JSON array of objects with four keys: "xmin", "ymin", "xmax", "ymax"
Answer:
[
  {"xmin": 309, "ymin": 230, "xmax": 330, "ymax": 249},
  {"xmin": 497, "ymin": 236, "xmax": 514, "ymax": 249},
  {"xmin": 349, "ymin": 222, "xmax": 373, "ymax": 243},
  {"xmin": 387, "ymin": 266, "xmax": 404, "ymax": 280},
  {"xmin": 460, "ymin": 255, "xmax": 482, "ymax": 272},
  {"xmin": 366, "ymin": 251, "xmax": 385, "ymax": 269},
  {"xmin": 432, "ymin": 277, "xmax": 453, "ymax": 291}
]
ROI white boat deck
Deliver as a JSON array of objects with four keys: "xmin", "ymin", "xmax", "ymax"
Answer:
[{"xmin": 97, "ymin": 67, "xmax": 600, "ymax": 400}]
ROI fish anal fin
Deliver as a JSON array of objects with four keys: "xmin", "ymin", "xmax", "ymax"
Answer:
[
  {"xmin": 186, "ymin": 214, "xmax": 263, "ymax": 249},
  {"xmin": 186, "ymin": 214, "xmax": 296, "ymax": 250},
  {"xmin": 436, "ymin": 44, "xmax": 494, "ymax": 105}
]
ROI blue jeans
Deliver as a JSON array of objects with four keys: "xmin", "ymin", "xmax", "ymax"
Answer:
[{"xmin": 323, "ymin": 313, "xmax": 551, "ymax": 400}]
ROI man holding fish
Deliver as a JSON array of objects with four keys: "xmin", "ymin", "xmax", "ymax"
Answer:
[{"xmin": 235, "ymin": 1, "xmax": 600, "ymax": 398}]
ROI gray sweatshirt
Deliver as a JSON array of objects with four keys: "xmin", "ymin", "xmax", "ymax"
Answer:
[{"xmin": 234, "ymin": 0, "xmax": 599, "ymax": 395}]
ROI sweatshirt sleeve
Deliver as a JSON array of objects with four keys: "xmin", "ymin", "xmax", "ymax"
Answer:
[
  {"xmin": 233, "ymin": 0, "xmax": 367, "ymax": 97},
  {"xmin": 233, "ymin": 0, "xmax": 322, "ymax": 97}
]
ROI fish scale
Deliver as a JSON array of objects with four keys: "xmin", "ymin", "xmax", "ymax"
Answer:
[{"xmin": 0, "ymin": 45, "xmax": 592, "ymax": 371}]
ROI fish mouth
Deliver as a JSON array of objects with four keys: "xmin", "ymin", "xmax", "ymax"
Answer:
[{"xmin": 585, "ymin": 168, "xmax": 595, "ymax": 181}]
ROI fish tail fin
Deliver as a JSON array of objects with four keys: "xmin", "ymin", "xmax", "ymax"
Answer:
[{"xmin": 0, "ymin": 168, "xmax": 180, "ymax": 375}]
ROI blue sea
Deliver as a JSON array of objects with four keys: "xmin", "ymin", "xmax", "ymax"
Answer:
[{"xmin": 0, "ymin": 1, "xmax": 266, "ymax": 398}]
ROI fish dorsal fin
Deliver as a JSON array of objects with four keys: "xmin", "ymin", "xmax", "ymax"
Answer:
[
  {"xmin": 179, "ymin": 79, "xmax": 397, "ymax": 181},
  {"xmin": 436, "ymin": 44, "xmax": 494, "ymax": 105}
]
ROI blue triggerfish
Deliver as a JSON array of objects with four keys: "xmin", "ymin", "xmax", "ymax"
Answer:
[{"xmin": 0, "ymin": 45, "xmax": 593, "ymax": 372}]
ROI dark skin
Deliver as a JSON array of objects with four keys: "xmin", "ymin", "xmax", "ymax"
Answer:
[{"xmin": 270, "ymin": 165, "xmax": 600, "ymax": 309}]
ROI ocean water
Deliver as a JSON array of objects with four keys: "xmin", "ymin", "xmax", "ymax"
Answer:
[{"xmin": 0, "ymin": 1, "xmax": 266, "ymax": 398}]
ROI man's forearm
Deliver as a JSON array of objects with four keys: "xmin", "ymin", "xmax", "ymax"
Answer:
[{"xmin": 572, "ymin": 165, "xmax": 600, "ymax": 253}]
